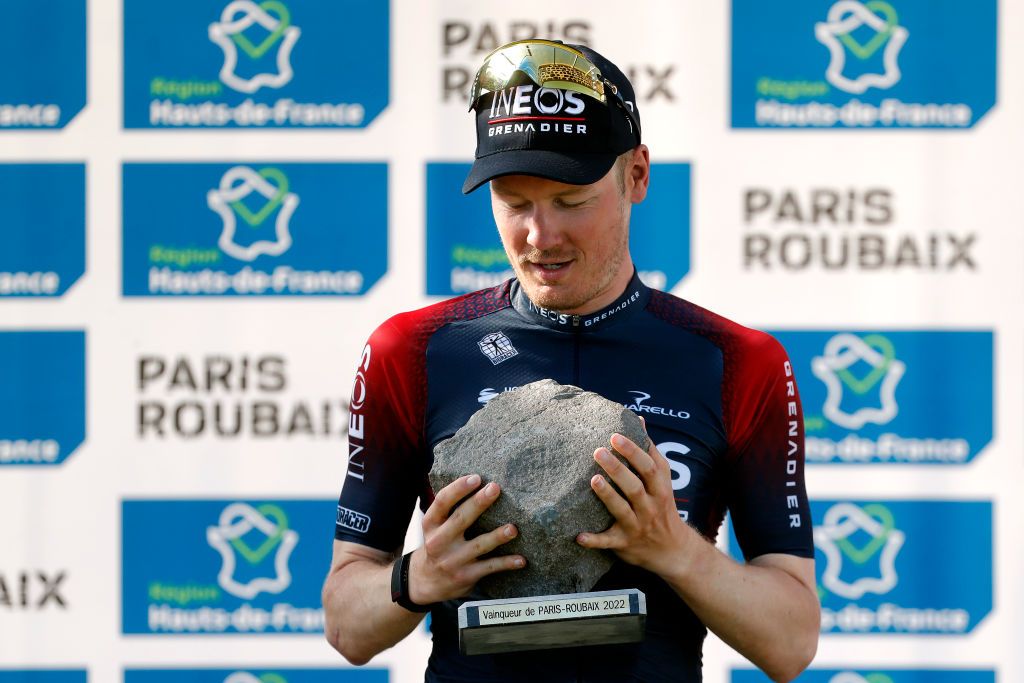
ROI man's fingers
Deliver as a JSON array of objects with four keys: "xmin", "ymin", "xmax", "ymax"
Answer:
[
  {"xmin": 454, "ymin": 523, "xmax": 519, "ymax": 565},
  {"xmin": 576, "ymin": 526, "xmax": 626, "ymax": 550},
  {"xmin": 466, "ymin": 553, "xmax": 527, "ymax": 583},
  {"xmin": 444, "ymin": 481, "xmax": 502, "ymax": 536},
  {"xmin": 610, "ymin": 433, "xmax": 659, "ymax": 483},
  {"xmin": 595, "ymin": 447, "xmax": 646, "ymax": 502},
  {"xmin": 650, "ymin": 441, "xmax": 671, "ymax": 474},
  {"xmin": 590, "ymin": 472, "xmax": 635, "ymax": 524},
  {"xmin": 422, "ymin": 474, "xmax": 482, "ymax": 530}
]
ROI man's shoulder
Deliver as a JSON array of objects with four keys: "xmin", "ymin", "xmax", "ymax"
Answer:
[
  {"xmin": 646, "ymin": 288, "xmax": 785, "ymax": 361},
  {"xmin": 372, "ymin": 281, "xmax": 513, "ymax": 346}
]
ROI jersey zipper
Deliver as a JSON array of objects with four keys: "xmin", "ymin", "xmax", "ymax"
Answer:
[{"xmin": 572, "ymin": 316, "xmax": 582, "ymax": 386}]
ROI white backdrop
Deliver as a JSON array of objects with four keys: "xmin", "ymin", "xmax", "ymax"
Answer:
[{"xmin": 1, "ymin": 1, "xmax": 1021, "ymax": 682}]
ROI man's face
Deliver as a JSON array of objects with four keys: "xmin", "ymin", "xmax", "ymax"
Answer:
[{"xmin": 490, "ymin": 150, "xmax": 647, "ymax": 314}]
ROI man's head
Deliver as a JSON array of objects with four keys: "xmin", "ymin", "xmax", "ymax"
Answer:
[
  {"xmin": 463, "ymin": 40, "xmax": 649, "ymax": 313},
  {"xmin": 489, "ymin": 145, "xmax": 649, "ymax": 314},
  {"xmin": 463, "ymin": 40, "xmax": 642, "ymax": 194}
]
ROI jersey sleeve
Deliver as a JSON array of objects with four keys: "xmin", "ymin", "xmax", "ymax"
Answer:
[
  {"xmin": 724, "ymin": 331, "xmax": 814, "ymax": 560},
  {"xmin": 335, "ymin": 316, "xmax": 426, "ymax": 552}
]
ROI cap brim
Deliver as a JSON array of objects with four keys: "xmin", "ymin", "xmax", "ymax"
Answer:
[{"xmin": 462, "ymin": 149, "xmax": 618, "ymax": 194}]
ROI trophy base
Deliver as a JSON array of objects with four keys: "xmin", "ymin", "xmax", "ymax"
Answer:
[{"xmin": 457, "ymin": 588, "xmax": 646, "ymax": 655}]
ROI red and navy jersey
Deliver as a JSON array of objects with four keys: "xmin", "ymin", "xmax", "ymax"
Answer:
[{"xmin": 336, "ymin": 271, "xmax": 812, "ymax": 682}]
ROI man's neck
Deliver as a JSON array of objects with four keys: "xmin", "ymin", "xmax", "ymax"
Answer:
[{"xmin": 512, "ymin": 268, "xmax": 651, "ymax": 331}]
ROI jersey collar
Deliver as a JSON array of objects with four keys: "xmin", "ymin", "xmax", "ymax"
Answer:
[{"xmin": 510, "ymin": 269, "xmax": 652, "ymax": 332}]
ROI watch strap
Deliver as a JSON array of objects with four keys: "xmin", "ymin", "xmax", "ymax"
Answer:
[{"xmin": 390, "ymin": 551, "xmax": 433, "ymax": 613}]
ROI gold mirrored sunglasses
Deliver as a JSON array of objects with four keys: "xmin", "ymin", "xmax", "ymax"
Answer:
[
  {"xmin": 469, "ymin": 39, "xmax": 610, "ymax": 105},
  {"xmin": 468, "ymin": 39, "xmax": 639, "ymax": 136}
]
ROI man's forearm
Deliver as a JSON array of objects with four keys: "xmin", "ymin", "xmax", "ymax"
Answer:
[
  {"xmin": 663, "ymin": 532, "xmax": 819, "ymax": 683},
  {"xmin": 322, "ymin": 551, "xmax": 424, "ymax": 665}
]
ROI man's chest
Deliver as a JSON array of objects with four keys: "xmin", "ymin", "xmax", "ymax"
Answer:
[{"xmin": 424, "ymin": 319, "xmax": 730, "ymax": 533}]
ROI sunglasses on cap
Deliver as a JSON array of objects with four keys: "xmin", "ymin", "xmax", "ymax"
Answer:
[{"xmin": 468, "ymin": 39, "xmax": 640, "ymax": 138}]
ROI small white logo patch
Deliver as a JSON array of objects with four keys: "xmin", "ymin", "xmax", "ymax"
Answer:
[
  {"xmin": 478, "ymin": 332, "xmax": 518, "ymax": 365},
  {"xmin": 624, "ymin": 391, "xmax": 691, "ymax": 420},
  {"xmin": 478, "ymin": 386, "xmax": 518, "ymax": 404},
  {"xmin": 336, "ymin": 506, "xmax": 371, "ymax": 534}
]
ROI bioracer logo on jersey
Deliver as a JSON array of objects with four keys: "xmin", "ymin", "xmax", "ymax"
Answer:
[
  {"xmin": 336, "ymin": 507, "xmax": 370, "ymax": 534},
  {"xmin": 122, "ymin": 163, "xmax": 388, "ymax": 297},
  {"xmin": 124, "ymin": 0, "xmax": 388, "ymax": 129},
  {"xmin": 731, "ymin": 0, "xmax": 996, "ymax": 128},
  {"xmin": 770, "ymin": 330, "xmax": 993, "ymax": 464},
  {"xmin": 425, "ymin": 162, "xmax": 691, "ymax": 295}
]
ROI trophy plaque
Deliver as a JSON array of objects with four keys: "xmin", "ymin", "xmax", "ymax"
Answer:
[{"xmin": 458, "ymin": 588, "xmax": 646, "ymax": 655}]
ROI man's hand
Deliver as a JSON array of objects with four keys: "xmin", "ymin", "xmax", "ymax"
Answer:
[
  {"xmin": 576, "ymin": 428, "xmax": 689, "ymax": 577},
  {"xmin": 410, "ymin": 474, "xmax": 526, "ymax": 605},
  {"xmin": 575, "ymin": 426, "xmax": 820, "ymax": 681}
]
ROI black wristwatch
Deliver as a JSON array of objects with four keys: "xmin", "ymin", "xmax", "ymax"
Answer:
[{"xmin": 390, "ymin": 551, "xmax": 434, "ymax": 612}]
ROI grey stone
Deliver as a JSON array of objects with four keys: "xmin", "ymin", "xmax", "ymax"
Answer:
[{"xmin": 429, "ymin": 379, "xmax": 650, "ymax": 599}]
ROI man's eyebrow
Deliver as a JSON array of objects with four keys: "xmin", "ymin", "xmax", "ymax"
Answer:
[
  {"xmin": 491, "ymin": 183, "xmax": 590, "ymax": 199},
  {"xmin": 551, "ymin": 186, "xmax": 589, "ymax": 197},
  {"xmin": 490, "ymin": 182, "xmax": 522, "ymax": 198}
]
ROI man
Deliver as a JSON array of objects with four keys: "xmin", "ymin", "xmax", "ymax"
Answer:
[{"xmin": 324, "ymin": 40, "xmax": 819, "ymax": 682}]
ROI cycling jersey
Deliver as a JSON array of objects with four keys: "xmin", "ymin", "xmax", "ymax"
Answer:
[{"xmin": 335, "ymin": 271, "xmax": 813, "ymax": 682}]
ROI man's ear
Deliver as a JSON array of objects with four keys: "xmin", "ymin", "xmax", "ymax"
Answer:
[{"xmin": 629, "ymin": 145, "xmax": 651, "ymax": 204}]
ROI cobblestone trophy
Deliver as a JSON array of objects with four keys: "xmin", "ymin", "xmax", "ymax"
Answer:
[{"xmin": 429, "ymin": 379, "xmax": 649, "ymax": 655}]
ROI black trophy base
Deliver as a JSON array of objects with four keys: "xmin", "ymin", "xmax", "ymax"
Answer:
[{"xmin": 457, "ymin": 588, "xmax": 646, "ymax": 656}]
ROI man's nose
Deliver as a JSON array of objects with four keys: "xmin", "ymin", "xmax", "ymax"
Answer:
[{"xmin": 524, "ymin": 206, "xmax": 564, "ymax": 252}]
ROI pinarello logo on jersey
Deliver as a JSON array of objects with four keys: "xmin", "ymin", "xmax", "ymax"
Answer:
[{"xmin": 624, "ymin": 391, "xmax": 690, "ymax": 420}]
